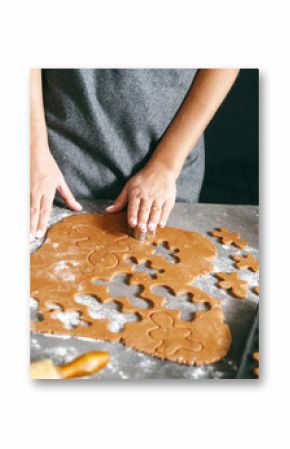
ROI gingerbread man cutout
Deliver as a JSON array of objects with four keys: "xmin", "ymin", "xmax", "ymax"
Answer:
[
  {"xmin": 149, "ymin": 311, "xmax": 202, "ymax": 356},
  {"xmin": 215, "ymin": 272, "xmax": 248, "ymax": 298},
  {"xmin": 232, "ymin": 254, "xmax": 259, "ymax": 272},
  {"xmin": 211, "ymin": 227, "xmax": 248, "ymax": 249}
]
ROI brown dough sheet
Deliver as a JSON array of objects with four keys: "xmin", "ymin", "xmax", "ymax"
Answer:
[{"xmin": 31, "ymin": 212, "xmax": 232, "ymax": 366}]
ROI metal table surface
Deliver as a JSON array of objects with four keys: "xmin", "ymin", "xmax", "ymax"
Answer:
[{"xmin": 30, "ymin": 200, "xmax": 259, "ymax": 379}]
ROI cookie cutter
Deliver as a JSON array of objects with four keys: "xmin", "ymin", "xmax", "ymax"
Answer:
[
  {"xmin": 132, "ymin": 228, "xmax": 156, "ymax": 241},
  {"xmin": 133, "ymin": 228, "xmax": 147, "ymax": 241}
]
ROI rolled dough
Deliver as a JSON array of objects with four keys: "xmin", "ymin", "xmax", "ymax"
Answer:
[{"xmin": 31, "ymin": 212, "xmax": 232, "ymax": 366}]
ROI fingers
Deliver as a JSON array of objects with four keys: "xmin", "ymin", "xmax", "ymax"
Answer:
[
  {"xmin": 30, "ymin": 189, "xmax": 54, "ymax": 240},
  {"xmin": 30, "ymin": 177, "xmax": 82, "ymax": 242},
  {"xmin": 106, "ymin": 179, "xmax": 175, "ymax": 231},
  {"xmin": 30, "ymin": 193, "xmax": 41, "ymax": 240},
  {"xmin": 127, "ymin": 193, "xmax": 172, "ymax": 232},
  {"xmin": 35, "ymin": 192, "xmax": 55, "ymax": 238},
  {"xmin": 137, "ymin": 198, "xmax": 152, "ymax": 232},
  {"xmin": 106, "ymin": 185, "xmax": 128, "ymax": 213},
  {"xmin": 127, "ymin": 194, "xmax": 140, "ymax": 228},
  {"xmin": 58, "ymin": 179, "xmax": 82, "ymax": 211},
  {"xmin": 159, "ymin": 200, "xmax": 174, "ymax": 228},
  {"xmin": 148, "ymin": 201, "xmax": 162, "ymax": 232}
]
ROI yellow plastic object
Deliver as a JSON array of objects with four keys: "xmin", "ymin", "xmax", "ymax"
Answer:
[
  {"xmin": 59, "ymin": 351, "xmax": 110, "ymax": 379},
  {"xmin": 30, "ymin": 351, "xmax": 110, "ymax": 379}
]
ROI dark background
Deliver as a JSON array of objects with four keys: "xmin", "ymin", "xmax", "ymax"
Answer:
[{"xmin": 199, "ymin": 69, "xmax": 259, "ymax": 205}]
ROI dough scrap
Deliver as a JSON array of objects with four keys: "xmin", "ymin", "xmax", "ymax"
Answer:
[
  {"xmin": 232, "ymin": 254, "xmax": 259, "ymax": 272},
  {"xmin": 30, "ymin": 212, "xmax": 232, "ymax": 366},
  {"xmin": 215, "ymin": 272, "xmax": 248, "ymax": 299},
  {"xmin": 253, "ymin": 285, "xmax": 259, "ymax": 295},
  {"xmin": 211, "ymin": 227, "xmax": 248, "ymax": 249},
  {"xmin": 252, "ymin": 351, "xmax": 259, "ymax": 378}
]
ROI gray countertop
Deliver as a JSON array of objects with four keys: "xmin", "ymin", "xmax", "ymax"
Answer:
[{"xmin": 30, "ymin": 201, "xmax": 259, "ymax": 379}]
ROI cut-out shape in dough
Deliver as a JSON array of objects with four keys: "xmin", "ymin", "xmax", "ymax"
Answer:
[
  {"xmin": 75, "ymin": 295, "xmax": 139, "ymax": 332},
  {"xmin": 152, "ymin": 286, "xmax": 210, "ymax": 321},
  {"xmin": 45, "ymin": 302, "xmax": 91, "ymax": 329},
  {"xmin": 148, "ymin": 311, "xmax": 203, "ymax": 356},
  {"xmin": 31, "ymin": 212, "xmax": 232, "ymax": 366},
  {"xmin": 52, "ymin": 310, "xmax": 90, "ymax": 329},
  {"xmin": 215, "ymin": 272, "xmax": 248, "ymax": 299},
  {"xmin": 232, "ymin": 254, "xmax": 259, "ymax": 272},
  {"xmin": 30, "ymin": 298, "xmax": 43, "ymax": 323},
  {"xmin": 211, "ymin": 227, "xmax": 248, "ymax": 249},
  {"xmin": 152, "ymin": 241, "xmax": 180, "ymax": 263},
  {"xmin": 93, "ymin": 274, "xmax": 153, "ymax": 309},
  {"xmin": 126, "ymin": 257, "xmax": 164, "ymax": 279}
]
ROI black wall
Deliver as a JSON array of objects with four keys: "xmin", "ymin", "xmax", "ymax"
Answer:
[{"xmin": 199, "ymin": 69, "xmax": 259, "ymax": 205}]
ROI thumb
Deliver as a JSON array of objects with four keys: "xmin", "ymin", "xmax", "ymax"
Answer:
[
  {"xmin": 106, "ymin": 185, "xmax": 128, "ymax": 213},
  {"xmin": 58, "ymin": 178, "xmax": 82, "ymax": 211}
]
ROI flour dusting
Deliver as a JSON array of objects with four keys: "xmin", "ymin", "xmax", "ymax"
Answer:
[
  {"xmin": 49, "ymin": 261, "xmax": 76, "ymax": 282},
  {"xmin": 75, "ymin": 295, "xmax": 138, "ymax": 332}
]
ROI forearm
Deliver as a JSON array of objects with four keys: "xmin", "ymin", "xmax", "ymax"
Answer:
[
  {"xmin": 147, "ymin": 68, "xmax": 240, "ymax": 177},
  {"xmin": 30, "ymin": 69, "xmax": 49, "ymax": 156},
  {"xmin": 30, "ymin": 69, "xmax": 82, "ymax": 238}
]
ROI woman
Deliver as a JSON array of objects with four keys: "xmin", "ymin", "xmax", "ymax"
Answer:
[{"xmin": 30, "ymin": 68, "xmax": 239, "ymax": 240}]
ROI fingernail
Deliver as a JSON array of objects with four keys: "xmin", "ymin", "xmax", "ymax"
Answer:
[
  {"xmin": 76, "ymin": 202, "xmax": 83, "ymax": 210},
  {"xmin": 130, "ymin": 218, "xmax": 137, "ymax": 227},
  {"xmin": 148, "ymin": 223, "xmax": 156, "ymax": 232},
  {"xmin": 30, "ymin": 233, "xmax": 35, "ymax": 242},
  {"xmin": 159, "ymin": 221, "xmax": 165, "ymax": 228},
  {"xmin": 140, "ymin": 223, "xmax": 147, "ymax": 232},
  {"xmin": 35, "ymin": 230, "xmax": 44, "ymax": 239},
  {"xmin": 106, "ymin": 205, "xmax": 114, "ymax": 211}
]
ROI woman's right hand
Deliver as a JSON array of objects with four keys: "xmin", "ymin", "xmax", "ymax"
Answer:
[{"xmin": 30, "ymin": 146, "xmax": 82, "ymax": 241}]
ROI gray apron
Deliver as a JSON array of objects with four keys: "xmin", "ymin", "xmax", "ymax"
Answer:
[{"xmin": 42, "ymin": 69, "xmax": 204, "ymax": 202}]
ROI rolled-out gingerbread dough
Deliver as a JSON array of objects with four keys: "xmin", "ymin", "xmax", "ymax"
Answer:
[{"xmin": 31, "ymin": 212, "xmax": 232, "ymax": 366}]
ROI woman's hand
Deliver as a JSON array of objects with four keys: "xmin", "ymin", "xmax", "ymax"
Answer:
[
  {"xmin": 106, "ymin": 162, "xmax": 177, "ymax": 231},
  {"xmin": 30, "ymin": 147, "xmax": 82, "ymax": 240},
  {"xmin": 107, "ymin": 69, "xmax": 240, "ymax": 232}
]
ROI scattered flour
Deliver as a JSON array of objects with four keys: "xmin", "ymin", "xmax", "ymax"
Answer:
[
  {"xmin": 49, "ymin": 261, "xmax": 76, "ymax": 282},
  {"xmin": 52, "ymin": 310, "xmax": 89, "ymax": 329},
  {"xmin": 75, "ymin": 295, "xmax": 138, "ymax": 332}
]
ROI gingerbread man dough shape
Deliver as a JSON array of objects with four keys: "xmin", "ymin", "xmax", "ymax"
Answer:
[
  {"xmin": 211, "ymin": 227, "xmax": 248, "ymax": 249},
  {"xmin": 215, "ymin": 272, "xmax": 248, "ymax": 299},
  {"xmin": 232, "ymin": 254, "xmax": 259, "ymax": 272}
]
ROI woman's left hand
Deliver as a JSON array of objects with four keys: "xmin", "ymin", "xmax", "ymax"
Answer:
[{"xmin": 106, "ymin": 163, "xmax": 177, "ymax": 232}]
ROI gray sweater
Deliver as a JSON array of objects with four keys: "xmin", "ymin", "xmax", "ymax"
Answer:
[{"xmin": 42, "ymin": 69, "xmax": 204, "ymax": 202}]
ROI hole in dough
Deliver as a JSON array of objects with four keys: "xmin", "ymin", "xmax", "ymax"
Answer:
[
  {"xmin": 30, "ymin": 297, "xmax": 43, "ymax": 322},
  {"xmin": 152, "ymin": 241, "xmax": 180, "ymax": 264},
  {"xmin": 93, "ymin": 274, "xmax": 153, "ymax": 309},
  {"xmin": 152, "ymin": 286, "xmax": 210, "ymax": 321},
  {"xmin": 75, "ymin": 294, "xmax": 139, "ymax": 332},
  {"xmin": 126, "ymin": 257, "xmax": 164, "ymax": 279}
]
